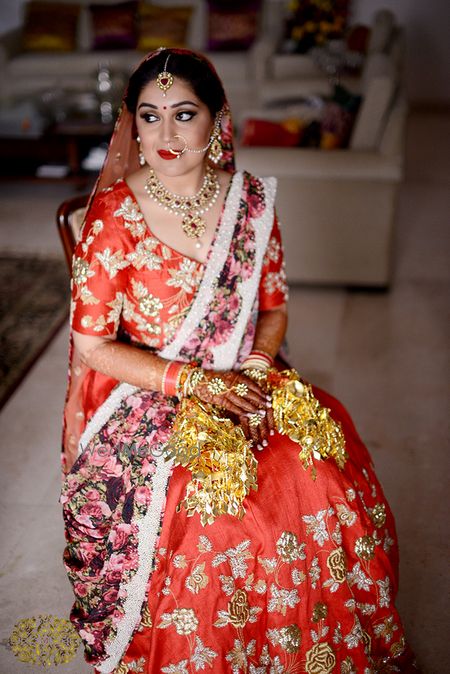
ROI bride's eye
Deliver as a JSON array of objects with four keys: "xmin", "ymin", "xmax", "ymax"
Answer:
[
  {"xmin": 176, "ymin": 111, "xmax": 196, "ymax": 122},
  {"xmin": 140, "ymin": 112, "xmax": 159, "ymax": 123}
]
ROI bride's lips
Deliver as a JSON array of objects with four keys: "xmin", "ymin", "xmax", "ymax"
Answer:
[{"xmin": 157, "ymin": 149, "xmax": 179, "ymax": 160}]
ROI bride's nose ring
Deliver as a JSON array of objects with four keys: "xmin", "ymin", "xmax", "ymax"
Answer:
[{"xmin": 167, "ymin": 134, "xmax": 188, "ymax": 159}]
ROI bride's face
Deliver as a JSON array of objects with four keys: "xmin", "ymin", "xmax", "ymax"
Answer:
[{"xmin": 135, "ymin": 77, "xmax": 215, "ymax": 176}]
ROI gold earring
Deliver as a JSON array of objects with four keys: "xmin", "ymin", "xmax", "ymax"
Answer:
[
  {"xmin": 208, "ymin": 113, "xmax": 223, "ymax": 164},
  {"xmin": 209, "ymin": 133, "xmax": 223, "ymax": 164},
  {"xmin": 137, "ymin": 135, "xmax": 146, "ymax": 166}
]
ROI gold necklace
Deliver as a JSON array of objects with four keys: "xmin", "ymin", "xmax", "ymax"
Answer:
[{"xmin": 144, "ymin": 166, "xmax": 220, "ymax": 247}]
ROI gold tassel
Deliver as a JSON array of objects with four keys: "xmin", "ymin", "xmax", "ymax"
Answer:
[
  {"xmin": 164, "ymin": 370, "xmax": 347, "ymax": 524},
  {"xmin": 267, "ymin": 369, "xmax": 347, "ymax": 480},
  {"xmin": 165, "ymin": 398, "xmax": 257, "ymax": 526}
]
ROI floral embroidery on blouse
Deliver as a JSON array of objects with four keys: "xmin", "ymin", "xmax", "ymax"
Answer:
[
  {"xmin": 114, "ymin": 196, "xmax": 147, "ymax": 238},
  {"xmin": 71, "ymin": 175, "xmax": 288, "ymax": 349},
  {"xmin": 71, "ymin": 181, "xmax": 206, "ymax": 347}
]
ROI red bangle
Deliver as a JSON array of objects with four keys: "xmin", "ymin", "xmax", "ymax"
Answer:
[
  {"xmin": 251, "ymin": 349, "xmax": 274, "ymax": 366},
  {"xmin": 162, "ymin": 361, "xmax": 183, "ymax": 396}
]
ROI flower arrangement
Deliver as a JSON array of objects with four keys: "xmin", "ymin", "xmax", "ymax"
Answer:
[{"xmin": 281, "ymin": 0, "xmax": 351, "ymax": 54}]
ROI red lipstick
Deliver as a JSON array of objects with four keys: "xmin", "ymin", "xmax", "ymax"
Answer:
[{"xmin": 158, "ymin": 149, "xmax": 178, "ymax": 160}]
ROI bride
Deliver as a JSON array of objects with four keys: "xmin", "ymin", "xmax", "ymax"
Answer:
[{"xmin": 61, "ymin": 48, "xmax": 418, "ymax": 673}]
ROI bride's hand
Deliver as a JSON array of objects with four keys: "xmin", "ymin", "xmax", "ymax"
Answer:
[
  {"xmin": 192, "ymin": 370, "xmax": 267, "ymax": 415},
  {"xmin": 191, "ymin": 370, "xmax": 275, "ymax": 450}
]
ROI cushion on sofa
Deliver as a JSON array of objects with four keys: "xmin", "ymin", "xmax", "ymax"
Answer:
[
  {"xmin": 22, "ymin": 1, "xmax": 80, "ymax": 52},
  {"xmin": 207, "ymin": 0, "xmax": 262, "ymax": 51},
  {"xmin": 320, "ymin": 83, "xmax": 362, "ymax": 148},
  {"xmin": 240, "ymin": 118, "xmax": 304, "ymax": 147},
  {"xmin": 89, "ymin": 1, "xmax": 137, "ymax": 50},
  {"xmin": 137, "ymin": 4, "xmax": 193, "ymax": 51}
]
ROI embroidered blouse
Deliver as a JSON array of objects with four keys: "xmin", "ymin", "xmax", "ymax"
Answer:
[{"xmin": 71, "ymin": 174, "xmax": 288, "ymax": 347}]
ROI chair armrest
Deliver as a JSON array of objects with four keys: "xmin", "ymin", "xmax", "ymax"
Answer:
[{"xmin": 379, "ymin": 89, "xmax": 408, "ymax": 161}]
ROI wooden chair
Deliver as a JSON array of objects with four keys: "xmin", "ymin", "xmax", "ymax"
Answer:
[{"xmin": 56, "ymin": 194, "xmax": 89, "ymax": 272}]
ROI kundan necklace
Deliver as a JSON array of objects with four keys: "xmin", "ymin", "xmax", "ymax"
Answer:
[{"xmin": 144, "ymin": 166, "xmax": 220, "ymax": 248}]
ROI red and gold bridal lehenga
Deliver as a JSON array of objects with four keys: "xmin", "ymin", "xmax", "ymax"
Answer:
[{"xmin": 61, "ymin": 49, "xmax": 418, "ymax": 674}]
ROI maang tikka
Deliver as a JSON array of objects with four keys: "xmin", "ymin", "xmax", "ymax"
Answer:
[{"xmin": 156, "ymin": 52, "xmax": 174, "ymax": 96}]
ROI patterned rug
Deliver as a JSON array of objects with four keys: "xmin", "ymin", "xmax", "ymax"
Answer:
[{"xmin": 0, "ymin": 255, "xmax": 70, "ymax": 410}]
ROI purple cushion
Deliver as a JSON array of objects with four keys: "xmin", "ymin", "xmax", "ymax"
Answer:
[
  {"xmin": 207, "ymin": 0, "xmax": 262, "ymax": 51},
  {"xmin": 89, "ymin": 1, "xmax": 137, "ymax": 50}
]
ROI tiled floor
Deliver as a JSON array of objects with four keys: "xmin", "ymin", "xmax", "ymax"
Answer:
[{"xmin": 0, "ymin": 111, "xmax": 448, "ymax": 672}]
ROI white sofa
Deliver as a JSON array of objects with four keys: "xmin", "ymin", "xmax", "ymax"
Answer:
[
  {"xmin": 236, "ymin": 87, "xmax": 407, "ymax": 287},
  {"xmin": 0, "ymin": 0, "xmax": 273, "ymax": 120},
  {"xmin": 236, "ymin": 9, "xmax": 407, "ymax": 289}
]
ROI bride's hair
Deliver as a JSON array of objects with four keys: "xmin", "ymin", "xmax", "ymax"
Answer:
[{"xmin": 125, "ymin": 50, "xmax": 226, "ymax": 118}]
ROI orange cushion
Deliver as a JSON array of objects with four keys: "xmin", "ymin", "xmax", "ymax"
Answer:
[{"xmin": 240, "ymin": 118, "xmax": 303, "ymax": 147}]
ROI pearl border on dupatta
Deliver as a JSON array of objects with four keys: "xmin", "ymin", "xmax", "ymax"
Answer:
[
  {"xmin": 98, "ymin": 455, "xmax": 173, "ymax": 673},
  {"xmin": 212, "ymin": 177, "xmax": 277, "ymax": 370},
  {"xmin": 158, "ymin": 171, "xmax": 244, "ymax": 362}
]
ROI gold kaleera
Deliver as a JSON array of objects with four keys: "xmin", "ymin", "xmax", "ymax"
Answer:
[
  {"xmin": 163, "ymin": 369, "xmax": 347, "ymax": 525},
  {"xmin": 164, "ymin": 398, "xmax": 257, "ymax": 526},
  {"xmin": 268, "ymin": 369, "xmax": 348, "ymax": 479}
]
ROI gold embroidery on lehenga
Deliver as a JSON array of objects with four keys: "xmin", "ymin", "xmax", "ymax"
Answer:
[
  {"xmin": 185, "ymin": 562, "xmax": 209, "ymax": 594},
  {"xmin": 312, "ymin": 601, "xmax": 328, "ymax": 622},
  {"xmin": 341, "ymin": 655, "xmax": 357, "ymax": 673},
  {"xmin": 140, "ymin": 604, "xmax": 152, "ymax": 628},
  {"xmin": 326, "ymin": 546, "xmax": 347, "ymax": 583},
  {"xmin": 154, "ymin": 516, "xmax": 402, "ymax": 673},
  {"xmin": 336, "ymin": 502, "xmax": 357, "ymax": 527},
  {"xmin": 157, "ymin": 607, "xmax": 199, "ymax": 635},
  {"xmin": 370, "ymin": 502, "xmax": 387, "ymax": 528},
  {"xmin": 276, "ymin": 531, "xmax": 306, "ymax": 563},
  {"xmin": 228, "ymin": 589, "xmax": 250, "ymax": 627},
  {"xmin": 267, "ymin": 623, "xmax": 302, "ymax": 653},
  {"xmin": 374, "ymin": 616, "xmax": 398, "ymax": 643},
  {"xmin": 304, "ymin": 641, "xmax": 336, "ymax": 674},
  {"xmin": 355, "ymin": 534, "xmax": 376, "ymax": 560},
  {"xmin": 190, "ymin": 636, "xmax": 218, "ymax": 669}
]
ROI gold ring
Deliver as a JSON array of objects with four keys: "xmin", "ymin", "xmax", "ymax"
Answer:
[
  {"xmin": 243, "ymin": 368, "xmax": 267, "ymax": 383},
  {"xmin": 207, "ymin": 377, "xmax": 228, "ymax": 395},
  {"xmin": 248, "ymin": 413, "xmax": 263, "ymax": 428},
  {"xmin": 234, "ymin": 383, "xmax": 248, "ymax": 397}
]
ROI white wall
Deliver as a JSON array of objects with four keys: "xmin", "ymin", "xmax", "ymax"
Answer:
[
  {"xmin": 0, "ymin": 0, "xmax": 23, "ymax": 34},
  {"xmin": 351, "ymin": 0, "xmax": 450, "ymax": 106},
  {"xmin": 1, "ymin": 0, "xmax": 449, "ymax": 105}
]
